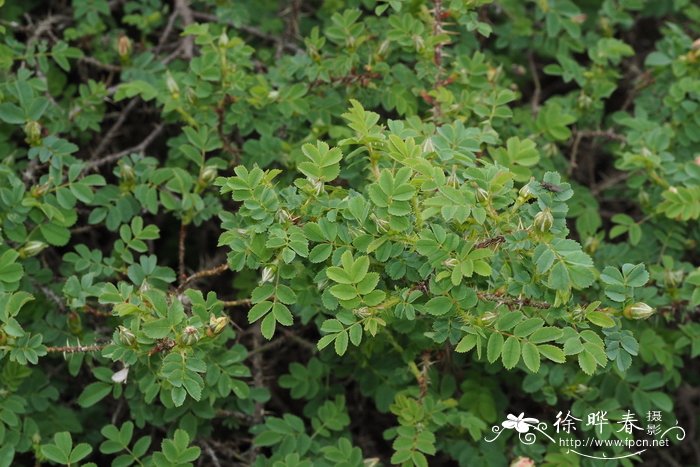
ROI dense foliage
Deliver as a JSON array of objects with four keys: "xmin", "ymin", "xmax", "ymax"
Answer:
[{"xmin": 0, "ymin": 0, "xmax": 699, "ymax": 465}]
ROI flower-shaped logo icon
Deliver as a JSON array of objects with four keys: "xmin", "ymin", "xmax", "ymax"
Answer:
[{"xmin": 502, "ymin": 413, "xmax": 539, "ymax": 433}]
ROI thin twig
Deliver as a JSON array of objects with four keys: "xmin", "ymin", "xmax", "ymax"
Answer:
[
  {"xmin": 250, "ymin": 323, "xmax": 264, "ymax": 462},
  {"xmin": 282, "ymin": 329, "xmax": 317, "ymax": 353},
  {"xmin": 86, "ymin": 123, "xmax": 164, "ymax": 171},
  {"xmin": 276, "ymin": 0, "xmax": 302, "ymax": 59},
  {"xmin": 569, "ymin": 129, "xmax": 626, "ymax": 176},
  {"xmin": 576, "ymin": 129, "xmax": 626, "ymax": 142},
  {"xmin": 79, "ymin": 56, "xmax": 121, "ymax": 73},
  {"xmin": 90, "ymin": 99, "xmax": 139, "ymax": 160},
  {"xmin": 477, "ymin": 292, "xmax": 550, "ymax": 309},
  {"xmin": 474, "ymin": 235, "xmax": 505, "ymax": 249},
  {"xmin": 174, "ymin": 0, "xmax": 194, "ymax": 58},
  {"xmin": 200, "ymin": 440, "xmax": 222, "ymax": 467},
  {"xmin": 528, "ymin": 51, "xmax": 541, "ymax": 113},
  {"xmin": 568, "ymin": 130, "xmax": 584, "ymax": 176},
  {"xmin": 35, "ymin": 283, "xmax": 67, "ymax": 313},
  {"xmin": 83, "ymin": 304, "xmax": 112, "ymax": 318},
  {"xmin": 592, "ymin": 171, "xmax": 631, "ymax": 195},
  {"xmin": 190, "ymin": 12, "xmax": 301, "ymax": 53},
  {"xmin": 155, "ymin": 4, "xmax": 179, "ymax": 54}
]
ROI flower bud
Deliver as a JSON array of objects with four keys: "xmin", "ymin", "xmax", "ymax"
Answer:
[
  {"xmin": 475, "ymin": 187, "xmax": 489, "ymax": 203},
  {"xmin": 186, "ymin": 88, "xmax": 197, "ymax": 105},
  {"xmin": 422, "ymin": 137, "xmax": 435, "ymax": 154},
  {"xmin": 0, "ymin": 330, "xmax": 7, "ymax": 346},
  {"xmin": 180, "ymin": 326, "xmax": 200, "ymax": 346},
  {"xmin": 117, "ymin": 35, "xmax": 132, "ymax": 59},
  {"xmin": 518, "ymin": 183, "xmax": 535, "ymax": 201},
  {"xmin": 354, "ymin": 306, "xmax": 370, "ymax": 318},
  {"xmin": 370, "ymin": 213, "xmax": 390, "ymax": 233},
  {"xmin": 24, "ymin": 120, "xmax": 42, "ymax": 146},
  {"xmin": 623, "ymin": 302, "xmax": 655, "ymax": 320},
  {"xmin": 19, "ymin": 241, "xmax": 47, "ymax": 258},
  {"xmin": 118, "ymin": 325, "xmax": 136, "ymax": 346},
  {"xmin": 30, "ymin": 184, "xmax": 49, "ymax": 197},
  {"xmin": 577, "ymin": 92, "xmax": 593, "ymax": 109},
  {"xmin": 218, "ymin": 31, "xmax": 230, "ymax": 48},
  {"xmin": 120, "ymin": 162, "xmax": 135, "ymax": 181},
  {"xmin": 533, "ymin": 208, "xmax": 554, "ymax": 232},
  {"xmin": 378, "ymin": 39, "xmax": 390, "ymax": 56},
  {"xmin": 261, "ymin": 267, "xmax": 275, "ymax": 283},
  {"xmin": 510, "ymin": 457, "xmax": 535, "ymax": 467},
  {"xmin": 111, "ymin": 366, "xmax": 129, "ymax": 384},
  {"xmin": 479, "ymin": 311, "xmax": 498, "ymax": 326},
  {"xmin": 443, "ymin": 258, "xmax": 459, "ymax": 268},
  {"xmin": 166, "ymin": 72, "xmax": 180, "ymax": 98},
  {"xmin": 199, "ymin": 166, "xmax": 217, "ymax": 184},
  {"xmin": 207, "ymin": 315, "xmax": 229, "ymax": 337},
  {"xmin": 412, "ymin": 34, "xmax": 424, "ymax": 52}
]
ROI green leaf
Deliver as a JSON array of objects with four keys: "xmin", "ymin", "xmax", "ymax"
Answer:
[
  {"xmin": 69, "ymin": 443, "xmax": 93, "ymax": 464},
  {"xmin": 495, "ymin": 311, "xmax": 523, "ymax": 331},
  {"xmin": 455, "ymin": 334, "xmax": 477, "ymax": 353},
  {"xmin": 142, "ymin": 318, "xmax": 171, "ymax": 339},
  {"xmin": 0, "ymin": 103, "xmax": 24, "ymax": 124},
  {"xmin": 587, "ymin": 311, "xmax": 615, "ymax": 328},
  {"xmin": 40, "ymin": 223, "xmax": 71, "ymax": 247},
  {"xmin": 538, "ymin": 344, "xmax": 566, "ymax": 363},
  {"xmin": 260, "ymin": 313, "xmax": 276, "ymax": 339},
  {"xmin": 272, "ymin": 302, "xmax": 293, "ymax": 326},
  {"xmin": 501, "ymin": 336, "xmax": 521, "ymax": 369},
  {"xmin": 248, "ymin": 301, "xmax": 273, "ymax": 323},
  {"xmin": 424, "ymin": 296, "xmax": 453, "ymax": 316},
  {"xmin": 513, "ymin": 318, "xmax": 544, "ymax": 337},
  {"xmin": 486, "ymin": 332, "xmax": 504, "ymax": 363},
  {"xmin": 577, "ymin": 350, "xmax": 597, "ymax": 375},
  {"xmin": 334, "ymin": 330, "xmax": 348, "ymax": 356},
  {"xmin": 529, "ymin": 327, "xmax": 563, "ymax": 343},
  {"xmin": 521, "ymin": 342, "xmax": 541, "ymax": 373},
  {"xmin": 78, "ymin": 382, "xmax": 112, "ymax": 408}
]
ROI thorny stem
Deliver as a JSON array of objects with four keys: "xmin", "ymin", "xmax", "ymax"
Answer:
[
  {"xmin": 431, "ymin": 0, "xmax": 445, "ymax": 119},
  {"xmin": 179, "ymin": 222, "xmax": 187, "ymax": 283},
  {"xmin": 46, "ymin": 343, "xmax": 106, "ymax": 353},
  {"xmin": 177, "ymin": 262, "xmax": 229, "ymax": 292},
  {"xmin": 222, "ymin": 298, "xmax": 252, "ymax": 307}
]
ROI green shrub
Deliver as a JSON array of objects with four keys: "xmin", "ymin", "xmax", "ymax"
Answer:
[{"xmin": 0, "ymin": 0, "xmax": 699, "ymax": 466}]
